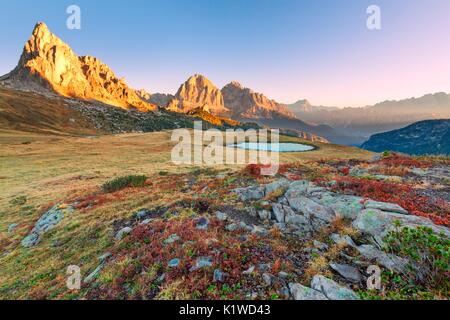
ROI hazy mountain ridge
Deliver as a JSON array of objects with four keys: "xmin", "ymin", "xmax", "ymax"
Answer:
[
  {"xmin": 286, "ymin": 93, "xmax": 450, "ymax": 143},
  {"xmin": 361, "ymin": 119, "xmax": 450, "ymax": 155}
]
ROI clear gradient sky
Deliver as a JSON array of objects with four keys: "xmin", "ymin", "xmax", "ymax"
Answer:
[{"xmin": 0, "ymin": 0, "xmax": 449, "ymax": 107}]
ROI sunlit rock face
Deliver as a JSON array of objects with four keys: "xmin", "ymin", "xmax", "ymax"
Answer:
[
  {"xmin": 166, "ymin": 74, "xmax": 229, "ymax": 115},
  {"xmin": 221, "ymin": 81, "xmax": 295, "ymax": 119},
  {"xmin": 0, "ymin": 22, "xmax": 156, "ymax": 112}
]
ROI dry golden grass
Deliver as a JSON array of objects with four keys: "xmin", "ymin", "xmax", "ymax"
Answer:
[{"xmin": 0, "ymin": 129, "xmax": 372, "ymax": 299}]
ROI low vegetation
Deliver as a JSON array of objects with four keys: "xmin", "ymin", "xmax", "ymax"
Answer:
[{"xmin": 101, "ymin": 175, "xmax": 148, "ymax": 193}]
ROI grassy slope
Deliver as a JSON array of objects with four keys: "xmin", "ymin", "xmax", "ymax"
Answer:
[
  {"xmin": 0, "ymin": 129, "xmax": 372, "ymax": 299},
  {"xmin": 0, "ymin": 88, "xmax": 98, "ymax": 136}
]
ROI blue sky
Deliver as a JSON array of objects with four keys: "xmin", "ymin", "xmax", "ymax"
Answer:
[{"xmin": 0, "ymin": 0, "xmax": 449, "ymax": 107}]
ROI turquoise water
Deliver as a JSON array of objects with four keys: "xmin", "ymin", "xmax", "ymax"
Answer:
[{"xmin": 230, "ymin": 142, "xmax": 315, "ymax": 152}]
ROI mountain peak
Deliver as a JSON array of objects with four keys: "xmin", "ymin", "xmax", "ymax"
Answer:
[
  {"xmin": 228, "ymin": 81, "xmax": 244, "ymax": 89},
  {"xmin": 1, "ymin": 22, "xmax": 156, "ymax": 112},
  {"xmin": 222, "ymin": 82, "xmax": 295, "ymax": 119},
  {"xmin": 166, "ymin": 74, "xmax": 228, "ymax": 115}
]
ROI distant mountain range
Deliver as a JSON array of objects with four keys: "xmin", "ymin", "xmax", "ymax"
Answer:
[
  {"xmin": 286, "ymin": 94, "xmax": 450, "ymax": 144},
  {"xmin": 0, "ymin": 23, "xmax": 326, "ymax": 143},
  {"xmin": 1, "ymin": 22, "xmax": 448, "ymax": 149},
  {"xmin": 361, "ymin": 119, "xmax": 450, "ymax": 155}
]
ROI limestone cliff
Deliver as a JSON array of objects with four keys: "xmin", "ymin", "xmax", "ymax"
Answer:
[{"xmin": 1, "ymin": 22, "xmax": 156, "ymax": 112}]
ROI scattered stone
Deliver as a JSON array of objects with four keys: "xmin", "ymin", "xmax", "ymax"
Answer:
[
  {"xmin": 272, "ymin": 203, "xmax": 286, "ymax": 223},
  {"xmin": 313, "ymin": 240, "xmax": 329, "ymax": 251},
  {"xmin": 168, "ymin": 258, "xmax": 180, "ymax": 268},
  {"xmin": 98, "ymin": 252, "xmax": 112, "ymax": 262},
  {"xmin": 21, "ymin": 232, "xmax": 40, "ymax": 248},
  {"xmin": 21, "ymin": 204, "xmax": 74, "ymax": 247},
  {"xmin": 356, "ymin": 245, "xmax": 408, "ymax": 273},
  {"xmin": 134, "ymin": 208, "xmax": 151, "ymax": 220},
  {"xmin": 264, "ymin": 179, "xmax": 290, "ymax": 195},
  {"xmin": 195, "ymin": 217, "xmax": 209, "ymax": 230},
  {"xmin": 115, "ymin": 227, "xmax": 132, "ymax": 240},
  {"xmin": 140, "ymin": 218, "xmax": 152, "ymax": 225},
  {"xmin": 258, "ymin": 210, "xmax": 271, "ymax": 221},
  {"xmin": 213, "ymin": 269, "xmax": 226, "ymax": 282},
  {"xmin": 233, "ymin": 185, "xmax": 265, "ymax": 201},
  {"xmin": 156, "ymin": 273, "xmax": 166, "ymax": 283},
  {"xmin": 247, "ymin": 207, "xmax": 257, "ymax": 217},
  {"xmin": 329, "ymin": 263, "xmax": 361, "ymax": 283},
  {"xmin": 225, "ymin": 222, "xmax": 252, "ymax": 232},
  {"xmin": 311, "ymin": 275, "xmax": 360, "ymax": 300},
  {"xmin": 8, "ymin": 223, "xmax": 18, "ymax": 233},
  {"xmin": 84, "ymin": 263, "xmax": 104, "ymax": 284},
  {"xmin": 289, "ymin": 283, "xmax": 328, "ymax": 300},
  {"xmin": 243, "ymin": 265, "xmax": 255, "ymax": 274},
  {"xmin": 164, "ymin": 233, "xmax": 180, "ymax": 244},
  {"xmin": 278, "ymin": 286, "xmax": 290, "ymax": 297},
  {"xmin": 330, "ymin": 233, "xmax": 357, "ymax": 247},
  {"xmin": 252, "ymin": 225, "xmax": 269, "ymax": 236},
  {"xmin": 215, "ymin": 211, "xmax": 228, "ymax": 221},
  {"xmin": 191, "ymin": 256, "xmax": 213, "ymax": 271},
  {"xmin": 278, "ymin": 271, "xmax": 289, "ymax": 279},
  {"xmin": 258, "ymin": 263, "xmax": 271, "ymax": 272},
  {"xmin": 262, "ymin": 273, "xmax": 275, "ymax": 286}
]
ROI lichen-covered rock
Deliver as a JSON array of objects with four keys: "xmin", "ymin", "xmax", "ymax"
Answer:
[
  {"xmin": 312, "ymin": 193, "xmax": 364, "ymax": 220},
  {"xmin": 356, "ymin": 244, "xmax": 408, "ymax": 273},
  {"xmin": 21, "ymin": 204, "xmax": 74, "ymax": 247},
  {"xmin": 264, "ymin": 179, "xmax": 290, "ymax": 195},
  {"xmin": 287, "ymin": 195, "xmax": 335, "ymax": 230},
  {"xmin": 311, "ymin": 275, "xmax": 360, "ymax": 300},
  {"xmin": 329, "ymin": 263, "xmax": 361, "ymax": 283},
  {"xmin": 115, "ymin": 227, "xmax": 133, "ymax": 240},
  {"xmin": 272, "ymin": 203, "xmax": 286, "ymax": 223},
  {"xmin": 364, "ymin": 200, "xmax": 409, "ymax": 215},
  {"xmin": 289, "ymin": 283, "xmax": 328, "ymax": 300},
  {"xmin": 233, "ymin": 185, "xmax": 265, "ymax": 201},
  {"xmin": 353, "ymin": 209, "xmax": 449, "ymax": 243}
]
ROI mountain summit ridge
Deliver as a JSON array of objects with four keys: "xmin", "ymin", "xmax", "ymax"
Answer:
[{"xmin": 0, "ymin": 22, "xmax": 156, "ymax": 112}]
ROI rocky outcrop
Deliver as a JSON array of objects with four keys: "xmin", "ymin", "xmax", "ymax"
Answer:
[
  {"xmin": 136, "ymin": 90, "xmax": 174, "ymax": 108},
  {"xmin": 22, "ymin": 204, "xmax": 74, "ymax": 247},
  {"xmin": 166, "ymin": 74, "xmax": 229, "ymax": 115},
  {"xmin": 221, "ymin": 81, "xmax": 295, "ymax": 119},
  {"xmin": 1, "ymin": 22, "xmax": 156, "ymax": 112}
]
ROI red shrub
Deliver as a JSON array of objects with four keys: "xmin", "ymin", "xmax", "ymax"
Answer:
[
  {"xmin": 319, "ymin": 177, "xmax": 449, "ymax": 226},
  {"xmin": 378, "ymin": 154, "xmax": 432, "ymax": 168}
]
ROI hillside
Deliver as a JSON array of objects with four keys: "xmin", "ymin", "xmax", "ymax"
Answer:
[{"xmin": 361, "ymin": 119, "xmax": 450, "ymax": 155}]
